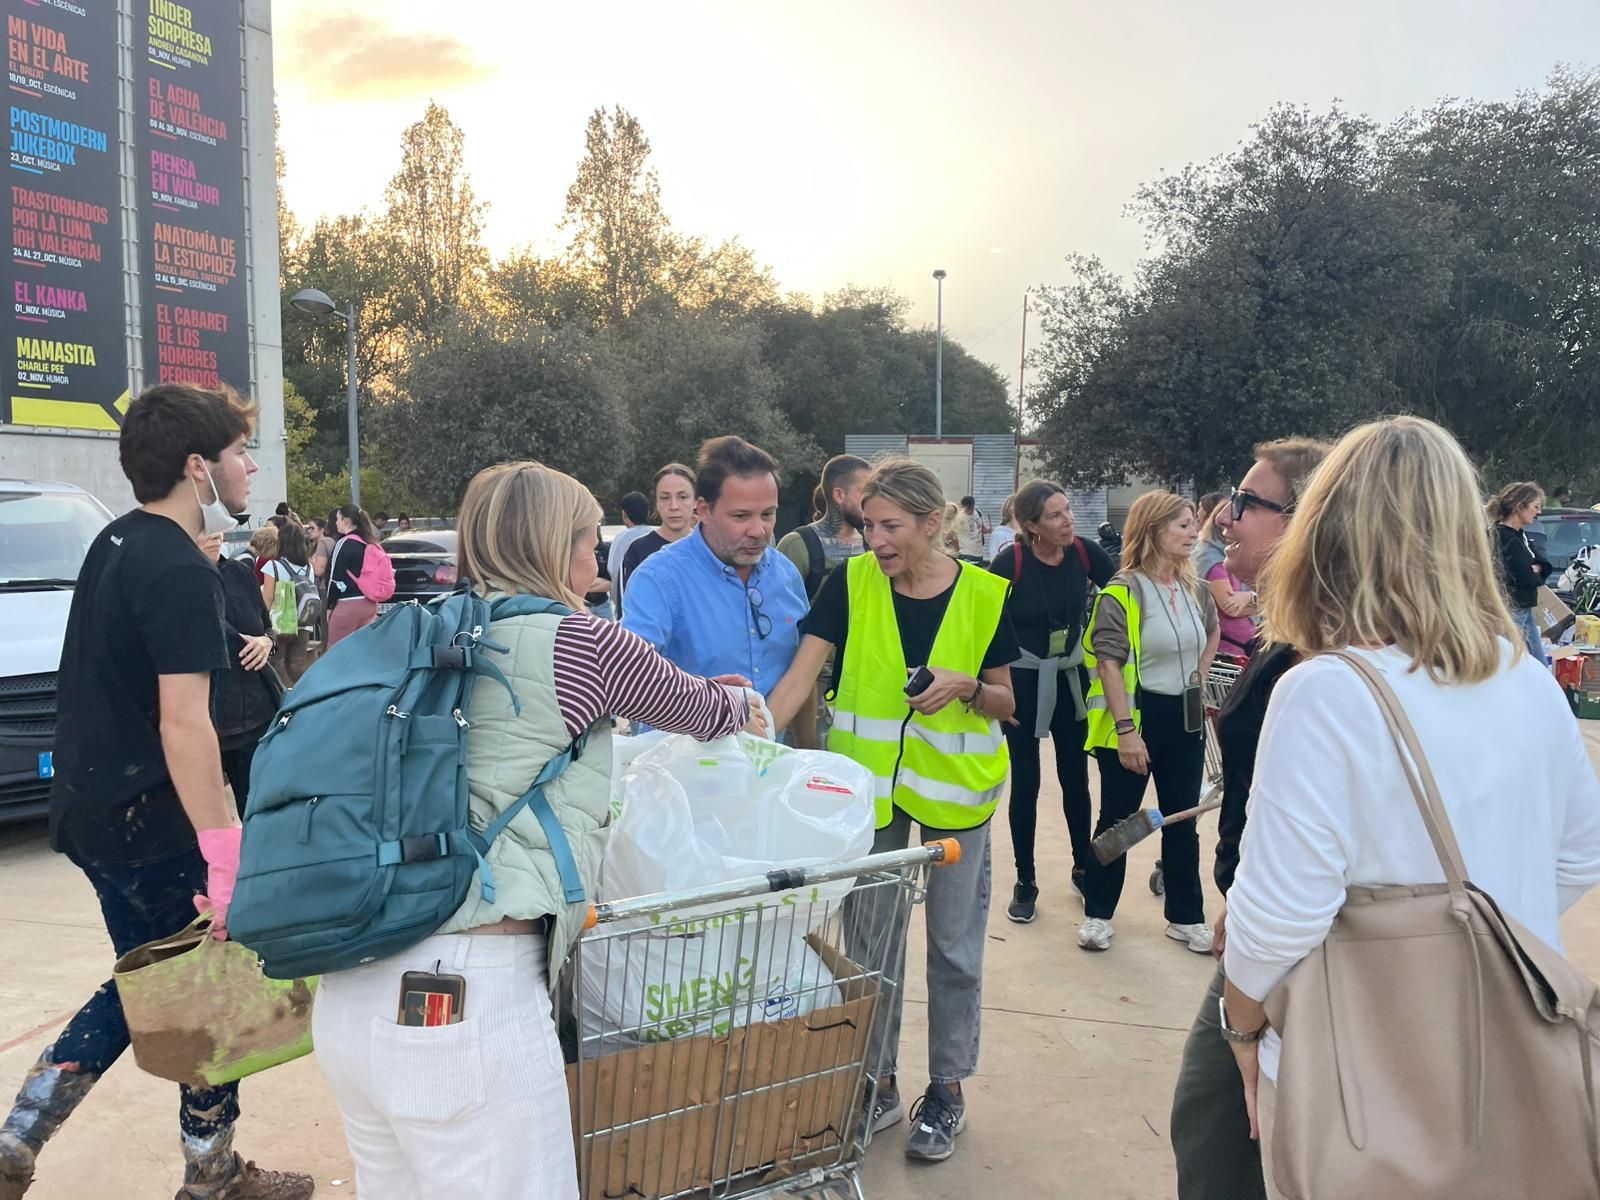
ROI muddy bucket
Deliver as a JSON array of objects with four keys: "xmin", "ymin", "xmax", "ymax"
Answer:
[{"xmin": 113, "ymin": 915, "xmax": 317, "ymax": 1088}]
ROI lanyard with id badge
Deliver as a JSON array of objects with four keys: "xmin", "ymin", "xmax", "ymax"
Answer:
[{"xmin": 1154, "ymin": 578, "xmax": 1206, "ymax": 733}]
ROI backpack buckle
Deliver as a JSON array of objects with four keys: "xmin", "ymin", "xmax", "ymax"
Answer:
[
  {"xmin": 399, "ymin": 833, "xmax": 449, "ymax": 863},
  {"xmin": 432, "ymin": 645, "xmax": 470, "ymax": 671}
]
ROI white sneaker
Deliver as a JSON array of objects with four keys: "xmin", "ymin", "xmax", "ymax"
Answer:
[
  {"xmin": 1167, "ymin": 922, "xmax": 1214, "ymax": 954},
  {"xmin": 1077, "ymin": 917, "xmax": 1113, "ymax": 951}
]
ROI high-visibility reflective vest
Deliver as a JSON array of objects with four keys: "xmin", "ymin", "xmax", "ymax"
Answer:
[
  {"xmin": 827, "ymin": 552, "xmax": 1009, "ymax": 831},
  {"xmin": 1082, "ymin": 583, "xmax": 1142, "ymax": 752}
]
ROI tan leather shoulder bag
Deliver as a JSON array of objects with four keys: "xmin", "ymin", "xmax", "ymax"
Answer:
[{"xmin": 1260, "ymin": 650, "xmax": 1600, "ymax": 1200}]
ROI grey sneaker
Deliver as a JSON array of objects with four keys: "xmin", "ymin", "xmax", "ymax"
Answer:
[
  {"xmin": 905, "ymin": 1085, "xmax": 966, "ymax": 1162},
  {"xmin": 857, "ymin": 1077, "xmax": 903, "ymax": 1145},
  {"xmin": 1005, "ymin": 881, "xmax": 1038, "ymax": 923}
]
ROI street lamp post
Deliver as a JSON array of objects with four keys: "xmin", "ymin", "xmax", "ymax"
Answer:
[
  {"xmin": 932, "ymin": 269, "xmax": 947, "ymax": 437},
  {"xmin": 289, "ymin": 288, "xmax": 360, "ymax": 507}
]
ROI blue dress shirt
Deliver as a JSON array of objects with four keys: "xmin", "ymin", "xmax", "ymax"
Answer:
[{"xmin": 621, "ymin": 528, "xmax": 808, "ymax": 696}]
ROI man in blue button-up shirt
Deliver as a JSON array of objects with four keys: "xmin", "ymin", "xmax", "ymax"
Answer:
[{"xmin": 623, "ymin": 436, "xmax": 810, "ymax": 709}]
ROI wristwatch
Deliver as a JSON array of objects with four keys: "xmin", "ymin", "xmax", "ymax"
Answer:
[{"xmin": 1218, "ymin": 996, "xmax": 1267, "ymax": 1044}]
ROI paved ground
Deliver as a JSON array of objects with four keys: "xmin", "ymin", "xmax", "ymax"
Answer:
[{"xmin": 6, "ymin": 728, "xmax": 1600, "ymax": 1200}]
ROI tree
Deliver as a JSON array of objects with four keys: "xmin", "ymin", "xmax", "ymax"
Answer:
[
  {"xmin": 597, "ymin": 312, "xmax": 820, "ymax": 498},
  {"xmin": 384, "ymin": 101, "xmax": 489, "ymax": 339},
  {"xmin": 1029, "ymin": 104, "xmax": 1456, "ymax": 488},
  {"xmin": 1388, "ymin": 69, "xmax": 1600, "ymax": 486},
  {"xmin": 563, "ymin": 107, "xmax": 671, "ymax": 323},
  {"xmin": 281, "ymin": 213, "xmax": 419, "ymax": 474},
  {"xmin": 371, "ymin": 318, "xmax": 627, "ymax": 510},
  {"xmin": 760, "ymin": 288, "xmax": 1015, "ymax": 452}
]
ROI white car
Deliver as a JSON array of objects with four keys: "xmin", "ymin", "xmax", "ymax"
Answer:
[{"xmin": 0, "ymin": 479, "xmax": 113, "ymax": 823}]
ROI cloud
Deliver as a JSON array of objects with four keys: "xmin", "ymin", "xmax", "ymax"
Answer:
[{"xmin": 284, "ymin": 12, "xmax": 495, "ymax": 99}]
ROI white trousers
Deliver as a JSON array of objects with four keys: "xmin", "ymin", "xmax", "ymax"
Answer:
[{"xmin": 312, "ymin": 932, "xmax": 579, "ymax": 1200}]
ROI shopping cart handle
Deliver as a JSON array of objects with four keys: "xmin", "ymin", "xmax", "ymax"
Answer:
[{"xmin": 925, "ymin": 838, "xmax": 962, "ymax": 866}]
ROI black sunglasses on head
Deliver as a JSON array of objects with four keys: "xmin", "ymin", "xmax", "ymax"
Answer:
[{"xmin": 1229, "ymin": 487, "xmax": 1290, "ymax": 522}]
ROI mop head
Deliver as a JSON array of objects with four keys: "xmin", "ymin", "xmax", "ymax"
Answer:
[{"xmin": 1092, "ymin": 808, "xmax": 1165, "ymax": 865}]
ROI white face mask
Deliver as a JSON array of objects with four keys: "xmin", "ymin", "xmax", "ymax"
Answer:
[{"xmin": 191, "ymin": 464, "xmax": 237, "ymax": 536}]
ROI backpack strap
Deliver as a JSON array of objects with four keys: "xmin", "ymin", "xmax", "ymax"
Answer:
[
  {"xmin": 797, "ymin": 525, "xmax": 827, "ymax": 598},
  {"xmin": 457, "ymin": 730, "xmax": 591, "ymax": 905}
]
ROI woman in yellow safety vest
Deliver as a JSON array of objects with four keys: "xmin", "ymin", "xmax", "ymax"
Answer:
[
  {"xmin": 768, "ymin": 458, "xmax": 1017, "ymax": 1166},
  {"xmin": 1079, "ymin": 491, "xmax": 1219, "ymax": 955}
]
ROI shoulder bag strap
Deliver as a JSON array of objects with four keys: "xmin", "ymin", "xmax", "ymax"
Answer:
[{"xmin": 1327, "ymin": 650, "xmax": 1471, "ymax": 895}]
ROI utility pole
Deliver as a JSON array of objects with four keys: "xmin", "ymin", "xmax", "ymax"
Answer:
[{"xmin": 932, "ymin": 269, "xmax": 946, "ymax": 436}]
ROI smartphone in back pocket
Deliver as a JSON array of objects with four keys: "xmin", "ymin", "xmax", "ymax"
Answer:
[{"xmin": 398, "ymin": 971, "xmax": 467, "ymax": 1026}]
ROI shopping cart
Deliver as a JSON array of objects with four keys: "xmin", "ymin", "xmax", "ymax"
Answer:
[
  {"xmin": 1150, "ymin": 656, "xmax": 1246, "ymax": 897},
  {"xmin": 564, "ymin": 840, "xmax": 959, "ymax": 1200}
]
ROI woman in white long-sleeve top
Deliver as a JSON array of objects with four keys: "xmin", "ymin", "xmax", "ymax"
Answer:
[{"xmin": 1220, "ymin": 416, "xmax": 1600, "ymax": 1198}]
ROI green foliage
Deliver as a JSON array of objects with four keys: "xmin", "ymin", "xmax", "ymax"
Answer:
[
  {"xmin": 1029, "ymin": 71, "xmax": 1600, "ymax": 494},
  {"xmin": 280, "ymin": 101, "xmax": 1018, "ymax": 518},
  {"xmin": 597, "ymin": 312, "xmax": 820, "ymax": 495},
  {"xmin": 372, "ymin": 318, "xmax": 626, "ymax": 510}
]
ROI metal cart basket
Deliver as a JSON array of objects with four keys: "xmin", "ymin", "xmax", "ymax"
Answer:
[{"xmin": 564, "ymin": 840, "xmax": 960, "ymax": 1200}]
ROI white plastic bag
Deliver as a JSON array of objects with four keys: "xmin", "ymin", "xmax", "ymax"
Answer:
[{"xmin": 583, "ymin": 733, "xmax": 875, "ymax": 1045}]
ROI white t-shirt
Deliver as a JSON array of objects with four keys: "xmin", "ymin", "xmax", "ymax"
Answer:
[
  {"xmin": 956, "ymin": 512, "xmax": 986, "ymax": 558},
  {"xmin": 988, "ymin": 525, "xmax": 1016, "ymax": 562},
  {"xmin": 607, "ymin": 525, "xmax": 653, "ymax": 582},
  {"xmin": 1225, "ymin": 643, "xmax": 1600, "ymax": 1079}
]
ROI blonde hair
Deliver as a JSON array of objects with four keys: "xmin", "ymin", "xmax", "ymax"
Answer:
[
  {"xmin": 1486, "ymin": 481, "xmax": 1543, "ymax": 524},
  {"xmin": 1262, "ymin": 416, "xmax": 1519, "ymax": 684},
  {"xmin": 860, "ymin": 458, "xmax": 945, "ymax": 521},
  {"xmin": 1121, "ymin": 492, "xmax": 1198, "ymax": 592},
  {"xmin": 249, "ymin": 525, "xmax": 278, "ymax": 557},
  {"xmin": 457, "ymin": 461, "xmax": 601, "ymax": 609}
]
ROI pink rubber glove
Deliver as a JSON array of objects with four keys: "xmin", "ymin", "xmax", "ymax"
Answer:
[{"xmin": 194, "ymin": 826, "xmax": 243, "ymax": 941}]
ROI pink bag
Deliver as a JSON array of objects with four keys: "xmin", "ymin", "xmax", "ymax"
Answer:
[{"xmin": 335, "ymin": 536, "xmax": 396, "ymax": 604}]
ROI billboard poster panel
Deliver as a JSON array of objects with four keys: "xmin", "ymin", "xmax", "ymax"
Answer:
[
  {"xmin": 137, "ymin": 0, "xmax": 248, "ymax": 396},
  {"xmin": 4, "ymin": 0, "xmax": 128, "ymax": 430}
]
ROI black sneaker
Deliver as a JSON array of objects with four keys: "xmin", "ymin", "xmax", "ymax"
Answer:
[
  {"xmin": 1006, "ymin": 881, "xmax": 1039, "ymax": 923},
  {"xmin": 905, "ymin": 1085, "xmax": 966, "ymax": 1162},
  {"xmin": 857, "ymin": 1077, "xmax": 904, "ymax": 1145}
]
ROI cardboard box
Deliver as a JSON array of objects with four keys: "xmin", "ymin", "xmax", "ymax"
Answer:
[
  {"xmin": 1536, "ymin": 586, "xmax": 1574, "ymax": 638},
  {"xmin": 567, "ymin": 935, "xmax": 879, "ymax": 1200}
]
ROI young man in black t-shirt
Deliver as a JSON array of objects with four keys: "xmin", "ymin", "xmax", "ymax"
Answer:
[{"xmin": 0, "ymin": 385, "xmax": 312, "ymax": 1200}]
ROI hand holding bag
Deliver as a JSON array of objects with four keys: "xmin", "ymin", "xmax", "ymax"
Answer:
[
  {"xmin": 1261, "ymin": 650, "xmax": 1600, "ymax": 1200},
  {"xmin": 113, "ymin": 914, "xmax": 317, "ymax": 1088}
]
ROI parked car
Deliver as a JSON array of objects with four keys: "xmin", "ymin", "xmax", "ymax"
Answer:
[
  {"xmin": 0, "ymin": 480, "xmax": 114, "ymax": 824},
  {"xmin": 379, "ymin": 530, "xmax": 465, "ymax": 611},
  {"xmin": 1531, "ymin": 508, "xmax": 1600, "ymax": 597}
]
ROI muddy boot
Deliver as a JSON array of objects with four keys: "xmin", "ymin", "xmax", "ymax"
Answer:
[
  {"xmin": 0, "ymin": 1050, "xmax": 101, "ymax": 1200},
  {"xmin": 176, "ymin": 1128, "xmax": 313, "ymax": 1200}
]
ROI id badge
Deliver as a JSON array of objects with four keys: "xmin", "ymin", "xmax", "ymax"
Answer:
[
  {"xmin": 1182, "ymin": 671, "xmax": 1204, "ymax": 734},
  {"xmin": 1048, "ymin": 628, "xmax": 1070, "ymax": 657}
]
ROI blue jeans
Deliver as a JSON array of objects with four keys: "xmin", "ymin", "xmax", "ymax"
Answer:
[
  {"xmin": 48, "ymin": 848, "xmax": 240, "ymax": 1139},
  {"xmin": 1513, "ymin": 605, "xmax": 1548, "ymax": 665}
]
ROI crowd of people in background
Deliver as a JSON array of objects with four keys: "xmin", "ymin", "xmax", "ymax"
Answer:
[{"xmin": 5, "ymin": 376, "xmax": 1598, "ymax": 1200}]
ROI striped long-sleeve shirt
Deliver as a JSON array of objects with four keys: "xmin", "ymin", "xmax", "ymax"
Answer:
[{"xmin": 551, "ymin": 609, "xmax": 747, "ymax": 740}]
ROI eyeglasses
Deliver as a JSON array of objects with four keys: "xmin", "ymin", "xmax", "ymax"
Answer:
[
  {"xmin": 746, "ymin": 584, "xmax": 772, "ymax": 641},
  {"xmin": 1229, "ymin": 487, "xmax": 1290, "ymax": 523}
]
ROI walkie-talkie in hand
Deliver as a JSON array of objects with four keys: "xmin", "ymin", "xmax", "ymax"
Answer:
[{"xmin": 904, "ymin": 666, "xmax": 936, "ymax": 697}]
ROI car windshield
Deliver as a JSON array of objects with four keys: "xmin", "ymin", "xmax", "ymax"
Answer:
[
  {"xmin": 0, "ymin": 491, "xmax": 110, "ymax": 584},
  {"xmin": 1538, "ymin": 515, "xmax": 1600, "ymax": 570}
]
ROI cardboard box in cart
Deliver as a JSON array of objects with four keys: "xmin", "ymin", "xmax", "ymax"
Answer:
[{"xmin": 566, "ymin": 936, "xmax": 879, "ymax": 1200}]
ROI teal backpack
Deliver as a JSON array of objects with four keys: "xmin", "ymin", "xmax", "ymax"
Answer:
[{"xmin": 228, "ymin": 591, "xmax": 588, "ymax": 979}]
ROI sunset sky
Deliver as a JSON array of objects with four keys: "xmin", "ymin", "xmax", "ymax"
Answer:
[{"xmin": 272, "ymin": 0, "xmax": 1597, "ymax": 393}]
